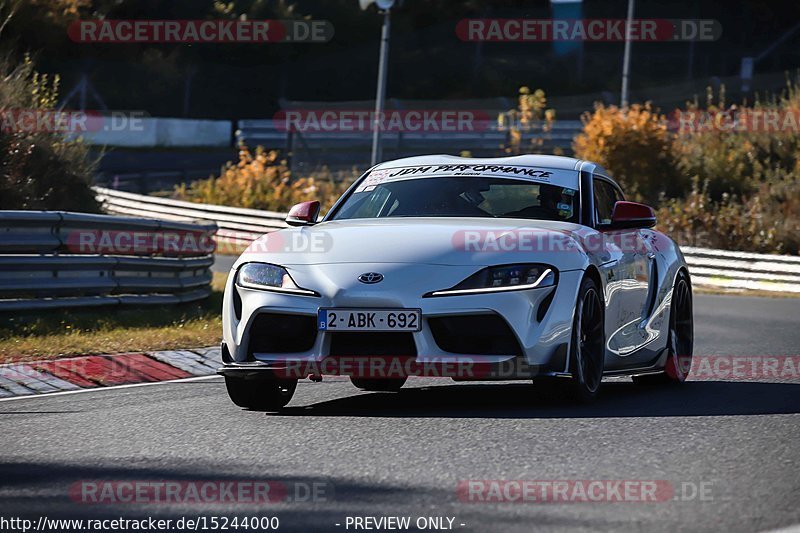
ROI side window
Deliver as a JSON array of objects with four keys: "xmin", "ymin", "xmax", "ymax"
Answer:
[
  {"xmin": 593, "ymin": 180, "xmax": 620, "ymax": 225},
  {"xmin": 347, "ymin": 186, "xmax": 393, "ymax": 218}
]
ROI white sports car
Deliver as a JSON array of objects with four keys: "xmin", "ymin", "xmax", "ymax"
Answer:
[{"xmin": 219, "ymin": 155, "xmax": 694, "ymax": 410}]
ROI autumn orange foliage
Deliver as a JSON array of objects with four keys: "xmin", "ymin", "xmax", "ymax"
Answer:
[{"xmin": 174, "ymin": 145, "xmax": 353, "ymax": 213}]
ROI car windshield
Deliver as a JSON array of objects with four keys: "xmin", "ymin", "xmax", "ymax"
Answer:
[{"xmin": 330, "ymin": 176, "xmax": 579, "ymax": 222}]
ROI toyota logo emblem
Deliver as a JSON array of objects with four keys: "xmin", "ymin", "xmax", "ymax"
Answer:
[{"xmin": 358, "ymin": 272, "xmax": 384, "ymax": 284}]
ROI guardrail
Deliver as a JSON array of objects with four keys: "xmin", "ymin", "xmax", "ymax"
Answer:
[
  {"xmin": 236, "ymin": 119, "xmax": 583, "ymax": 148},
  {"xmin": 94, "ymin": 186, "xmax": 285, "ymax": 247},
  {"xmin": 94, "ymin": 188, "xmax": 800, "ymax": 294},
  {"xmin": 682, "ymin": 247, "xmax": 800, "ymax": 294},
  {"xmin": 0, "ymin": 211, "xmax": 217, "ymax": 311}
]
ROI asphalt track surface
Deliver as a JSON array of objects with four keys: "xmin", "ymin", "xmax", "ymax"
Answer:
[{"xmin": 1, "ymin": 280, "xmax": 799, "ymax": 531}]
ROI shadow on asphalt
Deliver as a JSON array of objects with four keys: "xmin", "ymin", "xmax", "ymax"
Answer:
[
  {"xmin": 0, "ymin": 460, "xmax": 436, "ymax": 532},
  {"xmin": 273, "ymin": 380, "xmax": 800, "ymax": 418},
  {"xmin": 0, "ymin": 459, "xmax": 601, "ymax": 532}
]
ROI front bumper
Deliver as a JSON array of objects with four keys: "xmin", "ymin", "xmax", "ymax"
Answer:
[{"xmin": 221, "ymin": 265, "xmax": 584, "ymax": 380}]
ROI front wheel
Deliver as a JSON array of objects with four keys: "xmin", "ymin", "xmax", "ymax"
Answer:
[
  {"xmin": 224, "ymin": 375, "xmax": 297, "ymax": 410},
  {"xmin": 535, "ymin": 276, "xmax": 605, "ymax": 403}
]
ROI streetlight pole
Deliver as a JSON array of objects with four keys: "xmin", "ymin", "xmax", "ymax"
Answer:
[
  {"xmin": 620, "ymin": 0, "xmax": 635, "ymax": 108},
  {"xmin": 370, "ymin": 8, "xmax": 391, "ymax": 166}
]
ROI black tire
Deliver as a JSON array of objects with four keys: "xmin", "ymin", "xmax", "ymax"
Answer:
[
  {"xmin": 350, "ymin": 377, "xmax": 406, "ymax": 392},
  {"xmin": 633, "ymin": 270, "xmax": 694, "ymax": 386},
  {"xmin": 535, "ymin": 276, "xmax": 605, "ymax": 403},
  {"xmin": 224, "ymin": 375, "xmax": 297, "ymax": 410}
]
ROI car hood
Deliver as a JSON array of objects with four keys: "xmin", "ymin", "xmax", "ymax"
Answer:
[{"xmin": 235, "ymin": 218, "xmax": 597, "ymax": 271}]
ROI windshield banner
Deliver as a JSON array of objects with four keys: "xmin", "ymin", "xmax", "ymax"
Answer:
[{"xmin": 355, "ymin": 164, "xmax": 579, "ymax": 193}]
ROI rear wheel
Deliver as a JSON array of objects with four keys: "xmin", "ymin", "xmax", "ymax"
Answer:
[
  {"xmin": 350, "ymin": 377, "xmax": 406, "ymax": 392},
  {"xmin": 535, "ymin": 276, "xmax": 605, "ymax": 402},
  {"xmin": 633, "ymin": 270, "xmax": 693, "ymax": 385},
  {"xmin": 224, "ymin": 375, "xmax": 297, "ymax": 410}
]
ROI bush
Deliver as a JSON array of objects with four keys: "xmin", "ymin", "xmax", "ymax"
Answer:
[
  {"xmin": 572, "ymin": 82, "xmax": 800, "ymax": 255},
  {"xmin": 0, "ymin": 55, "xmax": 98, "ymax": 212},
  {"xmin": 573, "ymin": 102, "xmax": 683, "ymax": 203},
  {"xmin": 174, "ymin": 145, "xmax": 354, "ymax": 212},
  {"xmin": 498, "ymin": 87, "xmax": 556, "ymax": 155},
  {"xmin": 655, "ymin": 177, "xmax": 793, "ymax": 254},
  {"xmin": 663, "ymin": 81, "xmax": 800, "ymax": 254},
  {"xmin": 673, "ymin": 81, "xmax": 800, "ymax": 201}
]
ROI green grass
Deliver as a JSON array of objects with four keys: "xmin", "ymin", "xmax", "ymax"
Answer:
[{"xmin": 0, "ymin": 272, "xmax": 228, "ymax": 364}]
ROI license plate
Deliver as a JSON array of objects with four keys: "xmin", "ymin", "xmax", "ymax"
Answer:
[{"xmin": 318, "ymin": 308, "xmax": 421, "ymax": 332}]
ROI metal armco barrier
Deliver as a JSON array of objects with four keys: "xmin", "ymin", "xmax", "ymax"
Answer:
[
  {"xmin": 682, "ymin": 247, "xmax": 800, "ymax": 294},
  {"xmin": 0, "ymin": 211, "xmax": 217, "ymax": 311},
  {"xmin": 94, "ymin": 186, "xmax": 286, "ymax": 246},
  {"xmin": 95, "ymin": 187, "xmax": 800, "ymax": 295}
]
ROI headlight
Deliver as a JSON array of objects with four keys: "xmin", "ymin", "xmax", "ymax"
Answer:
[
  {"xmin": 427, "ymin": 264, "xmax": 555, "ymax": 297},
  {"xmin": 236, "ymin": 263, "xmax": 318, "ymax": 296}
]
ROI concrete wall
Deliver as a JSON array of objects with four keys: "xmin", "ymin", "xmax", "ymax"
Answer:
[{"xmin": 77, "ymin": 117, "xmax": 232, "ymax": 148}]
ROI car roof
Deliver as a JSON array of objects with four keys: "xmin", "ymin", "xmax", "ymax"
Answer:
[{"xmin": 372, "ymin": 154, "xmax": 609, "ymax": 176}]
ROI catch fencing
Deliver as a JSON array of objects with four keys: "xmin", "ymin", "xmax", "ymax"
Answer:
[{"xmin": 236, "ymin": 119, "xmax": 584, "ymax": 174}]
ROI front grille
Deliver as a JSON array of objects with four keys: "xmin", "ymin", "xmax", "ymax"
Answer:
[
  {"xmin": 428, "ymin": 314, "xmax": 522, "ymax": 356},
  {"xmin": 247, "ymin": 313, "xmax": 317, "ymax": 357},
  {"xmin": 328, "ymin": 332, "xmax": 417, "ymax": 357}
]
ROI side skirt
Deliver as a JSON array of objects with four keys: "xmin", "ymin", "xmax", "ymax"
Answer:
[{"xmin": 602, "ymin": 347, "xmax": 670, "ymax": 377}]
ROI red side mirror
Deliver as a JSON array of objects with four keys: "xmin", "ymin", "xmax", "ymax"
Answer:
[
  {"xmin": 609, "ymin": 201, "xmax": 656, "ymax": 229},
  {"xmin": 286, "ymin": 200, "xmax": 321, "ymax": 226}
]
